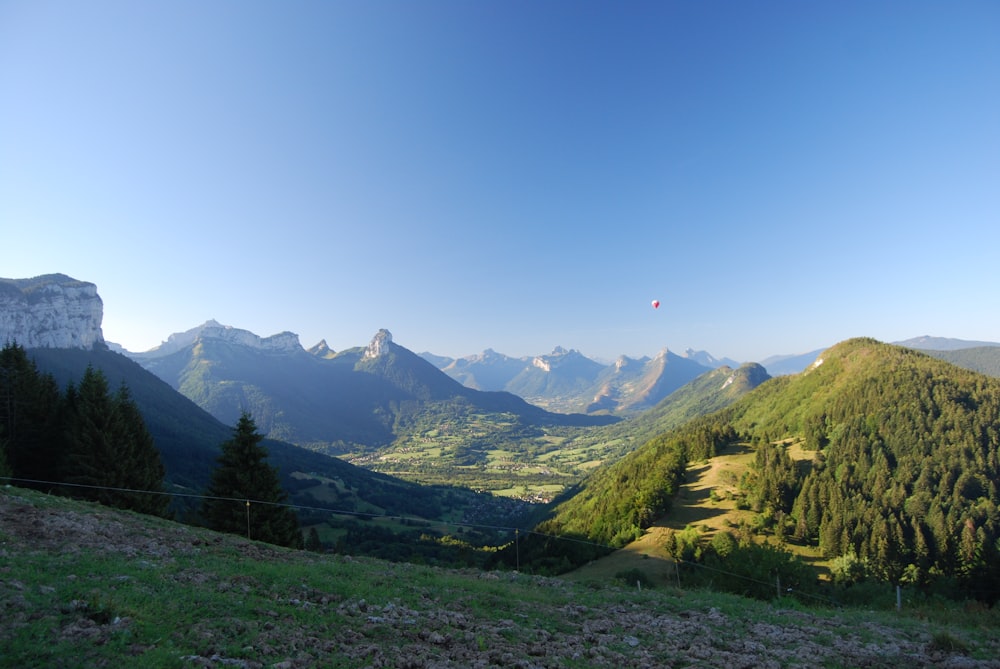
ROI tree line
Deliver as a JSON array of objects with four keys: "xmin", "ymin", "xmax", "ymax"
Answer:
[{"xmin": 0, "ymin": 343, "xmax": 301, "ymax": 548}]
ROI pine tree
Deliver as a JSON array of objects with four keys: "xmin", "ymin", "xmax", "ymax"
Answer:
[
  {"xmin": 201, "ymin": 411, "xmax": 303, "ymax": 548},
  {"xmin": 63, "ymin": 366, "xmax": 170, "ymax": 516},
  {"xmin": 0, "ymin": 343, "xmax": 63, "ymax": 485},
  {"xmin": 0, "ymin": 429, "xmax": 10, "ymax": 480},
  {"xmin": 305, "ymin": 527, "xmax": 323, "ymax": 552},
  {"xmin": 111, "ymin": 384, "xmax": 170, "ymax": 516}
]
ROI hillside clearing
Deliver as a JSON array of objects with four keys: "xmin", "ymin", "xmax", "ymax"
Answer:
[{"xmin": 567, "ymin": 441, "xmax": 823, "ymax": 585}]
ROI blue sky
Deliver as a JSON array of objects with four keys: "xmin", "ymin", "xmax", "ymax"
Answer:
[{"xmin": 2, "ymin": 2, "xmax": 998, "ymax": 363}]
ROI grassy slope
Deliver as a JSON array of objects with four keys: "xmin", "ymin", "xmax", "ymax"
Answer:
[
  {"xmin": 3, "ymin": 486, "xmax": 999, "ymax": 668},
  {"xmin": 565, "ymin": 441, "xmax": 822, "ymax": 586}
]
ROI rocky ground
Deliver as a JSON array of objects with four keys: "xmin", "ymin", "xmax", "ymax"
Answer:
[{"xmin": 2, "ymin": 488, "xmax": 999, "ymax": 668}]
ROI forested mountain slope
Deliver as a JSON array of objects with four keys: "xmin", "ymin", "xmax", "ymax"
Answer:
[
  {"xmin": 535, "ymin": 338, "xmax": 1000, "ymax": 595},
  {"xmin": 920, "ymin": 346, "xmax": 1000, "ymax": 379}
]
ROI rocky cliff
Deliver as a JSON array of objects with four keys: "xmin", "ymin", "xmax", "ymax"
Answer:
[
  {"xmin": 0, "ymin": 274, "xmax": 105, "ymax": 349},
  {"xmin": 363, "ymin": 328, "xmax": 393, "ymax": 359},
  {"xmin": 129, "ymin": 319, "xmax": 303, "ymax": 359}
]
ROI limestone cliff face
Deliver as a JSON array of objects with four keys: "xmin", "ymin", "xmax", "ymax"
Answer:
[
  {"xmin": 130, "ymin": 319, "xmax": 303, "ymax": 359},
  {"xmin": 197, "ymin": 322, "xmax": 302, "ymax": 353},
  {"xmin": 363, "ymin": 329, "xmax": 393, "ymax": 359},
  {"xmin": 0, "ymin": 274, "xmax": 105, "ymax": 349}
]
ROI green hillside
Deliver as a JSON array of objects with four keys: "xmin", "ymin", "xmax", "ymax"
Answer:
[
  {"xmin": 607, "ymin": 363, "xmax": 771, "ymax": 449},
  {"xmin": 534, "ymin": 339, "xmax": 1000, "ymax": 602},
  {"xmin": 4, "ymin": 485, "xmax": 999, "ymax": 668}
]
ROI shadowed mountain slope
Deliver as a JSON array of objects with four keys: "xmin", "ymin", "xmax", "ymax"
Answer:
[{"xmin": 131, "ymin": 327, "xmax": 617, "ymax": 456}]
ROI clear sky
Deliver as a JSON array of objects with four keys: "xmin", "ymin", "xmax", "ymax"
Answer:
[{"xmin": 2, "ymin": 1, "xmax": 998, "ymax": 363}]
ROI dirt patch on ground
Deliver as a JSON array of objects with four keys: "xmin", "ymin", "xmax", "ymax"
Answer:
[{"xmin": 2, "ymin": 489, "xmax": 999, "ymax": 668}]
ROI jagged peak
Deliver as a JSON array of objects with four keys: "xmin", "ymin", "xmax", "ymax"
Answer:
[
  {"xmin": 364, "ymin": 329, "xmax": 393, "ymax": 359},
  {"xmin": 308, "ymin": 339, "xmax": 336, "ymax": 358}
]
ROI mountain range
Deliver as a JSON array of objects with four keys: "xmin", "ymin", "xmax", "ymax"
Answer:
[
  {"xmin": 420, "ymin": 345, "xmax": 720, "ymax": 415},
  {"xmin": 126, "ymin": 319, "xmax": 725, "ymax": 420},
  {"xmin": 6, "ymin": 273, "xmax": 1000, "ymax": 598},
  {"xmin": 125, "ymin": 322, "xmax": 617, "ymax": 456}
]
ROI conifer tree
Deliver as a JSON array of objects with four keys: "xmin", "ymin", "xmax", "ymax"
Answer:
[
  {"xmin": 63, "ymin": 366, "xmax": 170, "ymax": 516},
  {"xmin": 0, "ymin": 343, "xmax": 63, "ymax": 485},
  {"xmin": 201, "ymin": 411, "xmax": 303, "ymax": 548},
  {"xmin": 305, "ymin": 527, "xmax": 323, "ymax": 552},
  {"xmin": 110, "ymin": 384, "xmax": 171, "ymax": 516},
  {"xmin": 0, "ymin": 428, "xmax": 10, "ymax": 480}
]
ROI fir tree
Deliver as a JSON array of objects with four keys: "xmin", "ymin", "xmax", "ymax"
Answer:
[
  {"xmin": 201, "ymin": 411, "xmax": 303, "ymax": 548},
  {"xmin": 0, "ymin": 343, "xmax": 63, "ymax": 485},
  {"xmin": 63, "ymin": 366, "xmax": 170, "ymax": 516},
  {"xmin": 0, "ymin": 428, "xmax": 10, "ymax": 480},
  {"xmin": 110, "ymin": 384, "xmax": 170, "ymax": 516},
  {"xmin": 305, "ymin": 527, "xmax": 323, "ymax": 552}
]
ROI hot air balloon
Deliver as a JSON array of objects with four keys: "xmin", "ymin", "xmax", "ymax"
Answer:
[{"xmin": 651, "ymin": 299, "xmax": 660, "ymax": 309}]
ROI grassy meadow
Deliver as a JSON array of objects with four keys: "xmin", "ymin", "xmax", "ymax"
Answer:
[{"xmin": 3, "ymin": 485, "xmax": 999, "ymax": 668}]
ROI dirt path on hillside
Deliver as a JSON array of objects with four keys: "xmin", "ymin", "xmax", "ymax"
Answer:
[{"xmin": 569, "ymin": 444, "xmax": 755, "ymax": 586}]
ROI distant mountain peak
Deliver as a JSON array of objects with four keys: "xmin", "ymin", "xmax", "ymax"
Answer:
[
  {"xmin": 307, "ymin": 339, "xmax": 336, "ymax": 358},
  {"xmin": 130, "ymin": 320, "xmax": 302, "ymax": 359},
  {"xmin": 683, "ymin": 348, "xmax": 714, "ymax": 364},
  {"xmin": 894, "ymin": 335, "xmax": 1000, "ymax": 351},
  {"xmin": 201, "ymin": 323, "xmax": 303, "ymax": 353},
  {"xmin": 681, "ymin": 348, "xmax": 741, "ymax": 369},
  {"xmin": 364, "ymin": 329, "xmax": 393, "ymax": 359}
]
